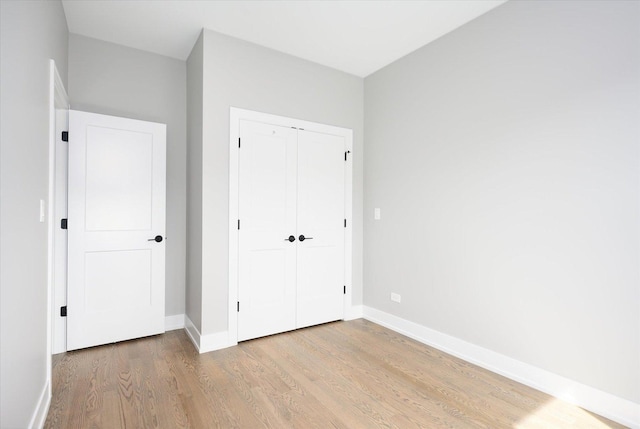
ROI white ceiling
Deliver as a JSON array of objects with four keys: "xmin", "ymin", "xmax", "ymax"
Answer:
[{"xmin": 61, "ymin": 0, "xmax": 507, "ymax": 77}]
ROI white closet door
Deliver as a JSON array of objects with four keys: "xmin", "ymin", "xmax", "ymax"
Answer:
[
  {"xmin": 296, "ymin": 130, "xmax": 345, "ymax": 328},
  {"xmin": 67, "ymin": 110, "xmax": 166, "ymax": 351},
  {"xmin": 237, "ymin": 120, "xmax": 298, "ymax": 341}
]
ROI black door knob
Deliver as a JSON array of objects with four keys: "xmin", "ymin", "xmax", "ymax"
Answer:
[
  {"xmin": 299, "ymin": 235, "xmax": 313, "ymax": 242},
  {"xmin": 148, "ymin": 235, "xmax": 163, "ymax": 242},
  {"xmin": 285, "ymin": 235, "xmax": 295, "ymax": 242}
]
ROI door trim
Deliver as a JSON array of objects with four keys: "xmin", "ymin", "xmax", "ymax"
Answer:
[
  {"xmin": 48, "ymin": 59, "xmax": 69, "ymax": 371},
  {"xmin": 228, "ymin": 107, "xmax": 353, "ymax": 346}
]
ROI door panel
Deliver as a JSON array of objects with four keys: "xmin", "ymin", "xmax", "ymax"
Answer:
[
  {"xmin": 67, "ymin": 110, "xmax": 166, "ymax": 351},
  {"xmin": 84, "ymin": 250, "xmax": 152, "ymax": 312},
  {"xmin": 85, "ymin": 126, "xmax": 153, "ymax": 231},
  {"xmin": 296, "ymin": 130, "xmax": 345, "ymax": 328},
  {"xmin": 238, "ymin": 120, "xmax": 297, "ymax": 341}
]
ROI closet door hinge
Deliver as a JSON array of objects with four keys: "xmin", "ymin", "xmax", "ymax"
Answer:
[
  {"xmin": 344, "ymin": 219, "xmax": 347, "ymax": 228},
  {"xmin": 238, "ymin": 219, "xmax": 240, "ymax": 230},
  {"xmin": 237, "ymin": 302, "xmax": 240, "ymax": 312},
  {"xmin": 343, "ymin": 285, "xmax": 346, "ymax": 295},
  {"xmin": 61, "ymin": 218, "xmax": 68, "ymax": 229},
  {"xmin": 61, "ymin": 131, "xmax": 69, "ymax": 142},
  {"xmin": 238, "ymin": 138, "xmax": 241, "ymax": 148},
  {"xmin": 60, "ymin": 306, "xmax": 67, "ymax": 317},
  {"xmin": 344, "ymin": 150, "xmax": 351, "ymax": 161}
]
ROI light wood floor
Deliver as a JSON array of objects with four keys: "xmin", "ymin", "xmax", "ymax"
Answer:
[{"xmin": 45, "ymin": 319, "xmax": 624, "ymax": 428}]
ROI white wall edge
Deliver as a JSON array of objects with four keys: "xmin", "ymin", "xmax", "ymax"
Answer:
[
  {"xmin": 28, "ymin": 380, "xmax": 51, "ymax": 429},
  {"xmin": 165, "ymin": 314, "xmax": 185, "ymax": 331},
  {"xmin": 184, "ymin": 315, "xmax": 231, "ymax": 354},
  {"xmin": 362, "ymin": 306, "xmax": 640, "ymax": 429}
]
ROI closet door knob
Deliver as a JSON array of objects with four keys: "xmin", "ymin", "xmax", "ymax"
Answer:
[
  {"xmin": 298, "ymin": 235, "xmax": 313, "ymax": 242},
  {"xmin": 285, "ymin": 235, "xmax": 296, "ymax": 242}
]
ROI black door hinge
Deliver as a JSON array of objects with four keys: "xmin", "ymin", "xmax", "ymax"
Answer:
[
  {"xmin": 344, "ymin": 150, "xmax": 351, "ymax": 161},
  {"xmin": 60, "ymin": 306, "xmax": 67, "ymax": 317},
  {"xmin": 61, "ymin": 218, "xmax": 68, "ymax": 229},
  {"xmin": 344, "ymin": 219, "xmax": 347, "ymax": 228},
  {"xmin": 238, "ymin": 219, "xmax": 240, "ymax": 230},
  {"xmin": 343, "ymin": 285, "xmax": 346, "ymax": 295},
  {"xmin": 237, "ymin": 301, "xmax": 240, "ymax": 312},
  {"xmin": 238, "ymin": 138, "xmax": 241, "ymax": 148},
  {"xmin": 61, "ymin": 131, "xmax": 68, "ymax": 142}
]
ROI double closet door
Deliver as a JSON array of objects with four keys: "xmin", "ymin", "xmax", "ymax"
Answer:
[{"xmin": 238, "ymin": 119, "xmax": 346, "ymax": 342}]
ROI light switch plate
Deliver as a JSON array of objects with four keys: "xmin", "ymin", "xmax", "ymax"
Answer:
[{"xmin": 39, "ymin": 199, "xmax": 45, "ymax": 223}]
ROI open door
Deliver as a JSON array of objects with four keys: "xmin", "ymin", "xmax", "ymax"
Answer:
[{"xmin": 67, "ymin": 110, "xmax": 166, "ymax": 351}]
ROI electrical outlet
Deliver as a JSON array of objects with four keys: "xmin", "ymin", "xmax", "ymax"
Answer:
[{"xmin": 390, "ymin": 293, "xmax": 401, "ymax": 303}]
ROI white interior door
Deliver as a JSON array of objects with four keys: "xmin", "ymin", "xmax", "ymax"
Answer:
[
  {"xmin": 237, "ymin": 120, "xmax": 298, "ymax": 341},
  {"xmin": 237, "ymin": 119, "xmax": 346, "ymax": 341},
  {"xmin": 67, "ymin": 110, "xmax": 166, "ymax": 351},
  {"xmin": 296, "ymin": 130, "xmax": 345, "ymax": 328}
]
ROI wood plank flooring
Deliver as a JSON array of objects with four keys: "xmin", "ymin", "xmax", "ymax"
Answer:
[{"xmin": 45, "ymin": 319, "xmax": 624, "ymax": 428}]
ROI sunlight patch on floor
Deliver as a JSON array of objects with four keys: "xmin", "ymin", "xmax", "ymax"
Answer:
[{"xmin": 515, "ymin": 398, "xmax": 615, "ymax": 429}]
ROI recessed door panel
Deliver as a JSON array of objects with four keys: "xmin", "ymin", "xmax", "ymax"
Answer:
[
  {"xmin": 84, "ymin": 250, "xmax": 152, "ymax": 312},
  {"xmin": 247, "ymin": 249, "xmax": 287, "ymax": 308},
  {"xmin": 67, "ymin": 110, "xmax": 166, "ymax": 351},
  {"xmin": 85, "ymin": 126, "xmax": 153, "ymax": 231}
]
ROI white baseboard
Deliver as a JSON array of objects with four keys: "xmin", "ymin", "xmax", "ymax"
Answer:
[
  {"xmin": 165, "ymin": 314, "xmax": 185, "ymax": 331},
  {"xmin": 200, "ymin": 330, "xmax": 230, "ymax": 353},
  {"xmin": 184, "ymin": 316, "xmax": 231, "ymax": 354},
  {"xmin": 28, "ymin": 380, "xmax": 51, "ymax": 429},
  {"xmin": 345, "ymin": 304, "xmax": 363, "ymax": 320},
  {"xmin": 184, "ymin": 315, "xmax": 201, "ymax": 350},
  {"xmin": 363, "ymin": 306, "xmax": 639, "ymax": 429}
]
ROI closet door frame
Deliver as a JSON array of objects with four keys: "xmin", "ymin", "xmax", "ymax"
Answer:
[{"xmin": 228, "ymin": 107, "xmax": 353, "ymax": 346}]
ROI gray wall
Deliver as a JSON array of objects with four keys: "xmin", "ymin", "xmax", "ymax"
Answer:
[
  {"xmin": 364, "ymin": 0, "xmax": 639, "ymax": 402},
  {"xmin": 0, "ymin": 1, "xmax": 68, "ymax": 427},
  {"xmin": 194, "ymin": 29, "xmax": 364, "ymax": 335},
  {"xmin": 186, "ymin": 33, "xmax": 204, "ymax": 330},
  {"xmin": 68, "ymin": 34, "xmax": 187, "ymax": 317}
]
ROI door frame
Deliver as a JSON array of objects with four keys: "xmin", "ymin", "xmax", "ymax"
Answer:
[
  {"xmin": 47, "ymin": 59, "xmax": 69, "ymax": 399},
  {"xmin": 228, "ymin": 107, "xmax": 353, "ymax": 346}
]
